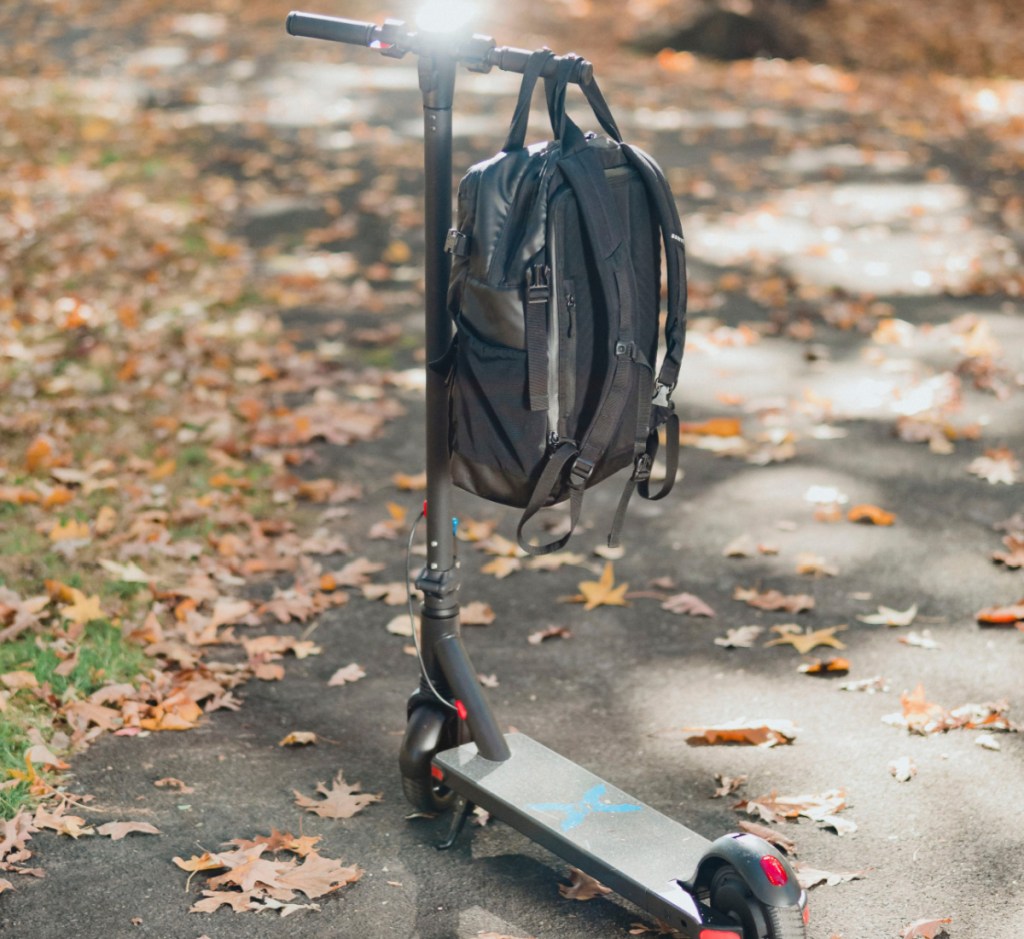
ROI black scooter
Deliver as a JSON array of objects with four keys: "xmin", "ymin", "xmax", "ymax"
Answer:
[{"xmin": 286, "ymin": 11, "xmax": 809, "ymax": 937}]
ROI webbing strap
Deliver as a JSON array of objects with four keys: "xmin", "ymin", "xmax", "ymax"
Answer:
[
  {"xmin": 503, "ymin": 50, "xmax": 556, "ymax": 152},
  {"xmin": 515, "ymin": 441, "xmax": 583, "ymax": 555},
  {"xmin": 525, "ymin": 265, "xmax": 550, "ymax": 411}
]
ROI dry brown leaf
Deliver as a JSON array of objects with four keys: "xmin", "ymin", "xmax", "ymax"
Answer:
[
  {"xmin": 684, "ymin": 719, "xmax": 797, "ymax": 747},
  {"xmin": 797, "ymin": 656, "xmax": 851, "ymax": 676},
  {"xmin": 96, "ymin": 821, "xmax": 161, "ymax": 840},
  {"xmin": 737, "ymin": 820, "xmax": 796, "ymax": 855},
  {"xmin": 793, "ymin": 862, "xmax": 869, "ymax": 890},
  {"xmin": 857, "ymin": 604, "xmax": 918, "ymax": 626},
  {"xmin": 293, "ymin": 771, "xmax": 381, "ymax": 819},
  {"xmin": 734, "ymin": 587, "xmax": 814, "ymax": 613},
  {"xmin": 328, "ymin": 663, "xmax": 366, "ymax": 686},
  {"xmin": 766, "ymin": 625, "xmax": 846, "ymax": 654},
  {"xmin": 278, "ymin": 732, "xmax": 318, "ymax": 747},
  {"xmin": 481, "ymin": 556, "xmax": 521, "ymax": 579},
  {"xmin": 661, "ymin": 592, "xmax": 716, "ymax": 617},
  {"xmin": 711, "ymin": 774, "xmax": 747, "ymax": 798},
  {"xmin": 714, "ymin": 625, "xmax": 763, "ymax": 648},
  {"xmin": 558, "ymin": 866, "xmax": 611, "ymax": 901},
  {"xmin": 900, "ymin": 917, "xmax": 953, "ymax": 939},
  {"xmin": 461, "ymin": 601, "xmax": 496, "ymax": 626},
  {"xmin": 275, "ymin": 851, "xmax": 363, "ymax": 899},
  {"xmin": 888, "ymin": 756, "xmax": 917, "ymax": 782},
  {"xmin": 967, "ymin": 448, "xmax": 1020, "ymax": 485},
  {"xmin": 976, "ymin": 602, "xmax": 1024, "ymax": 627},
  {"xmin": 737, "ymin": 788, "xmax": 854, "ymax": 834},
  {"xmin": 527, "ymin": 625, "xmax": 572, "ymax": 645},
  {"xmin": 190, "ymin": 889, "xmax": 258, "ymax": 913},
  {"xmin": 992, "ymin": 534, "xmax": 1024, "ymax": 569},
  {"xmin": 561, "ymin": 563, "xmax": 629, "ymax": 611}
]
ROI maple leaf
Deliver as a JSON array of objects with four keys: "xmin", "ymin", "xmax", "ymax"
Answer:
[
  {"xmin": 562, "ymin": 563, "xmax": 629, "ymax": 611},
  {"xmin": 766, "ymin": 625, "xmax": 846, "ymax": 654},
  {"xmin": 32, "ymin": 805, "xmax": 94, "ymax": 839},
  {"xmin": 558, "ymin": 866, "xmax": 611, "ymax": 901},
  {"xmin": 857, "ymin": 603, "xmax": 918, "ymax": 626},
  {"xmin": 327, "ymin": 557, "xmax": 386, "ymax": 587},
  {"xmin": 684, "ymin": 719, "xmax": 797, "ymax": 747},
  {"xmin": 328, "ymin": 663, "xmax": 366, "ymax": 686},
  {"xmin": 58, "ymin": 590, "xmax": 105, "ymax": 627},
  {"xmin": 900, "ymin": 916, "xmax": 953, "ymax": 939},
  {"xmin": 96, "ymin": 821, "xmax": 161, "ymax": 840},
  {"xmin": 361, "ymin": 581, "xmax": 409, "ymax": 605},
  {"xmin": 714, "ymin": 625, "xmax": 763, "ymax": 648},
  {"xmin": 737, "ymin": 788, "xmax": 854, "ymax": 834},
  {"xmin": 661, "ymin": 592, "xmax": 716, "ymax": 617},
  {"xmin": 206, "ymin": 845, "xmax": 295, "ymax": 894},
  {"xmin": 524, "ymin": 551, "xmax": 586, "ymax": 571},
  {"xmin": 293, "ymin": 771, "xmax": 382, "ymax": 819},
  {"xmin": 733, "ymin": 587, "xmax": 814, "ymax": 613}
]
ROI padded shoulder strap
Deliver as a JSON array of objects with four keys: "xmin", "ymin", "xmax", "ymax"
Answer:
[{"xmin": 621, "ymin": 144, "xmax": 687, "ymax": 394}]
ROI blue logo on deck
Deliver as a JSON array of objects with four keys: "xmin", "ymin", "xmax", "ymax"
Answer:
[{"xmin": 527, "ymin": 783, "xmax": 642, "ymax": 832}]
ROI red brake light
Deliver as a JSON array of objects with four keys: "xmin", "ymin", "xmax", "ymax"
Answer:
[
  {"xmin": 455, "ymin": 699, "xmax": 468, "ymax": 720},
  {"xmin": 430, "ymin": 764, "xmax": 444, "ymax": 781},
  {"xmin": 759, "ymin": 854, "xmax": 789, "ymax": 887},
  {"xmin": 700, "ymin": 931, "xmax": 741, "ymax": 939},
  {"xmin": 803, "ymin": 902, "xmax": 810, "ymax": 924}
]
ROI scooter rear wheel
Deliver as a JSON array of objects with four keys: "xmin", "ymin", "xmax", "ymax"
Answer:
[{"xmin": 709, "ymin": 867, "xmax": 807, "ymax": 939}]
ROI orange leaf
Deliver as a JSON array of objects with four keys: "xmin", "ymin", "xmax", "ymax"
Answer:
[
  {"xmin": 847, "ymin": 504, "xmax": 896, "ymax": 526},
  {"xmin": 42, "ymin": 486, "xmax": 74, "ymax": 509},
  {"xmin": 148, "ymin": 459, "xmax": 176, "ymax": 481},
  {"xmin": 25, "ymin": 436, "xmax": 54, "ymax": 473},
  {"xmin": 976, "ymin": 603, "xmax": 1024, "ymax": 627},
  {"xmin": 679, "ymin": 417, "xmax": 743, "ymax": 437}
]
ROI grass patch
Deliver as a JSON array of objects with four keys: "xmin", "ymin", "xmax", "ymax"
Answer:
[{"xmin": 0, "ymin": 621, "xmax": 152, "ymax": 819}]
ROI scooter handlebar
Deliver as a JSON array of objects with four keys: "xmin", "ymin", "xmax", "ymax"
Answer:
[{"xmin": 286, "ymin": 11, "xmax": 376, "ymax": 46}]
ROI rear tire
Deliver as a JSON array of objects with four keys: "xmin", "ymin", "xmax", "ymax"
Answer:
[{"xmin": 709, "ymin": 868, "xmax": 807, "ymax": 939}]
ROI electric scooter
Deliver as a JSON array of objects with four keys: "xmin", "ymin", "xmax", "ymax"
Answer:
[{"xmin": 286, "ymin": 11, "xmax": 809, "ymax": 937}]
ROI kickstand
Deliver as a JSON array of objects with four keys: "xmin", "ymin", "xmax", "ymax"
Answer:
[{"xmin": 437, "ymin": 795, "xmax": 474, "ymax": 850}]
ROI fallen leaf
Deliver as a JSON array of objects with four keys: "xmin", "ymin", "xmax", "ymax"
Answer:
[
  {"xmin": 385, "ymin": 614, "xmax": 414, "ymax": 637},
  {"xmin": 714, "ymin": 625, "xmax": 763, "ymax": 648},
  {"xmin": 899, "ymin": 630, "xmax": 940, "ymax": 649},
  {"xmin": 888, "ymin": 756, "xmax": 917, "ymax": 782},
  {"xmin": 482, "ymin": 556, "xmax": 521, "ymax": 579},
  {"xmin": 279, "ymin": 732, "xmax": 318, "ymax": 747},
  {"xmin": 974, "ymin": 606, "xmax": 1024, "ymax": 626},
  {"xmin": 154, "ymin": 777, "xmax": 194, "ymax": 794},
  {"xmin": 967, "ymin": 448, "xmax": 1020, "ymax": 485},
  {"xmin": 838, "ymin": 676, "xmax": 889, "ymax": 693},
  {"xmin": 900, "ymin": 916, "xmax": 953, "ymax": 939},
  {"xmin": 562, "ymin": 563, "xmax": 629, "ymax": 611},
  {"xmin": 528, "ymin": 625, "xmax": 572, "ymax": 645},
  {"xmin": 392, "ymin": 471, "xmax": 427, "ymax": 491},
  {"xmin": 684, "ymin": 719, "xmax": 797, "ymax": 747},
  {"xmin": 766, "ymin": 625, "xmax": 846, "ymax": 654},
  {"xmin": 328, "ymin": 663, "xmax": 366, "ymax": 686},
  {"xmin": 293, "ymin": 771, "xmax": 381, "ymax": 819},
  {"xmin": 524, "ymin": 552, "xmax": 586, "ymax": 571},
  {"xmin": 275, "ymin": 851, "xmax": 363, "ymax": 899},
  {"xmin": 992, "ymin": 534, "xmax": 1024, "ymax": 569},
  {"xmin": 661, "ymin": 592, "xmax": 716, "ymax": 617},
  {"xmin": 190, "ymin": 889, "xmax": 258, "ymax": 913},
  {"xmin": 723, "ymin": 533, "xmax": 756, "ymax": 557},
  {"xmin": 461, "ymin": 601, "xmax": 496, "ymax": 626},
  {"xmin": 96, "ymin": 821, "xmax": 161, "ymax": 840},
  {"xmin": 793, "ymin": 862, "xmax": 869, "ymax": 890},
  {"xmin": 58, "ymin": 590, "xmax": 105, "ymax": 627},
  {"xmin": 737, "ymin": 788, "xmax": 854, "ymax": 834},
  {"xmin": 847, "ymin": 504, "xmax": 896, "ymax": 526},
  {"xmin": 797, "ymin": 656, "xmax": 850, "ymax": 676},
  {"xmin": 558, "ymin": 867, "xmax": 611, "ymax": 901},
  {"xmin": 734, "ymin": 587, "xmax": 814, "ymax": 613},
  {"xmin": 737, "ymin": 820, "xmax": 796, "ymax": 855},
  {"xmin": 858, "ymin": 604, "xmax": 918, "ymax": 626},
  {"xmin": 711, "ymin": 774, "xmax": 747, "ymax": 798},
  {"xmin": 794, "ymin": 553, "xmax": 838, "ymax": 577}
]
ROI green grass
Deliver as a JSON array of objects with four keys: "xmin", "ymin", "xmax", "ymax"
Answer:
[{"xmin": 0, "ymin": 620, "xmax": 152, "ymax": 819}]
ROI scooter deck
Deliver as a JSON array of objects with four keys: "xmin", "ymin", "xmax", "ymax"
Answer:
[{"xmin": 434, "ymin": 732, "xmax": 739, "ymax": 934}]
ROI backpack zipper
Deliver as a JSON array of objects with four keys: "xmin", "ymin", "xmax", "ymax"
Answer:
[{"xmin": 561, "ymin": 278, "xmax": 576, "ymax": 437}]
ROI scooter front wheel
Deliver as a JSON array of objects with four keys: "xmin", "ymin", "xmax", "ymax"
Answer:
[
  {"xmin": 399, "ymin": 703, "xmax": 463, "ymax": 814},
  {"xmin": 710, "ymin": 867, "xmax": 807, "ymax": 939}
]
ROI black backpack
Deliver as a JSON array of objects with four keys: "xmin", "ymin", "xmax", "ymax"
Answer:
[{"xmin": 442, "ymin": 51, "xmax": 686, "ymax": 554}]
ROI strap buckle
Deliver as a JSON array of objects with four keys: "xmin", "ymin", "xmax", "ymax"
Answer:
[
  {"xmin": 631, "ymin": 452, "xmax": 652, "ymax": 483},
  {"xmin": 652, "ymin": 381, "xmax": 674, "ymax": 408},
  {"xmin": 568, "ymin": 456, "xmax": 595, "ymax": 488},
  {"xmin": 615, "ymin": 340, "xmax": 636, "ymax": 360},
  {"xmin": 444, "ymin": 229, "xmax": 470, "ymax": 257},
  {"xmin": 526, "ymin": 263, "xmax": 551, "ymax": 302}
]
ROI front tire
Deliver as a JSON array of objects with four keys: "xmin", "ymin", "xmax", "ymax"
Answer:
[
  {"xmin": 399, "ymin": 704, "xmax": 463, "ymax": 814},
  {"xmin": 710, "ymin": 868, "xmax": 807, "ymax": 939}
]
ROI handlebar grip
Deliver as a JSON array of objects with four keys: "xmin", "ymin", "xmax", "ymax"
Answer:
[{"xmin": 286, "ymin": 11, "xmax": 376, "ymax": 46}]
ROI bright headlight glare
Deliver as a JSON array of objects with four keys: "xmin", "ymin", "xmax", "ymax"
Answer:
[{"xmin": 415, "ymin": 0, "xmax": 477, "ymax": 33}]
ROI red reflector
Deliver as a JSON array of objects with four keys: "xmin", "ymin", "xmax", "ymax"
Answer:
[
  {"xmin": 700, "ymin": 930, "xmax": 740, "ymax": 939},
  {"xmin": 803, "ymin": 902, "xmax": 810, "ymax": 924},
  {"xmin": 454, "ymin": 699, "xmax": 468, "ymax": 720},
  {"xmin": 422, "ymin": 500, "xmax": 428, "ymax": 517},
  {"xmin": 760, "ymin": 854, "xmax": 789, "ymax": 887},
  {"xmin": 430, "ymin": 765, "xmax": 444, "ymax": 781}
]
